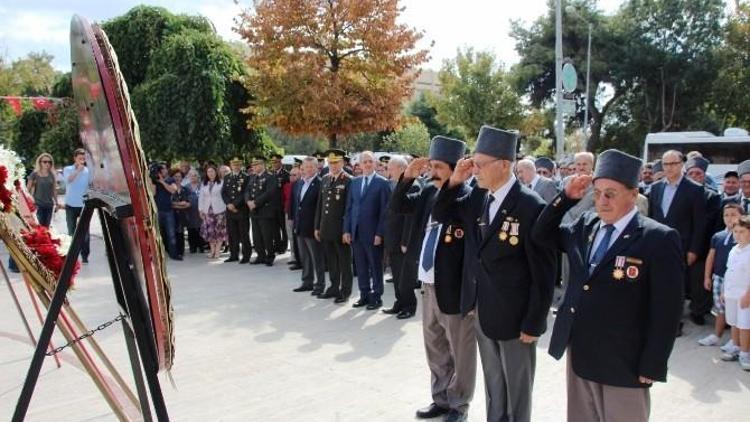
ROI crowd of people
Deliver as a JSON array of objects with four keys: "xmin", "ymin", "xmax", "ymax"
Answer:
[{"xmin": 36, "ymin": 133, "xmax": 750, "ymax": 422}]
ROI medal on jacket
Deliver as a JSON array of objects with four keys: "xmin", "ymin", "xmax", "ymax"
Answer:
[
  {"xmin": 499, "ymin": 221, "xmax": 509, "ymax": 241},
  {"xmin": 444, "ymin": 225, "xmax": 453, "ymax": 243},
  {"xmin": 613, "ymin": 256, "xmax": 626, "ymax": 280},
  {"xmin": 509, "ymin": 222, "xmax": 520, "ymax": 246}
]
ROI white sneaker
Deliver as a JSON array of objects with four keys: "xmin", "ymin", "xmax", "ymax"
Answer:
[
  {"xmin": 721, "ymin": 346, "xmax": 741, "ymax": 361},
  {"xmin": 698, "ymin": 334, "xmax": 720, "ymax": 346},
  {"xmin": 740, "ymin": 354, "xmax": 750, "ymax": 371},
  {"xmin": 721, "ymin": 339, "xmax": 736, "ymax": 353}
]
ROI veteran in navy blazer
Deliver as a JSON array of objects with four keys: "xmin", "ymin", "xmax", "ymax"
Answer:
[
  {"xmin": 432, "ymin": 126, "xmax": 556, "ymax": 422},
  {"xmin": 290, "ymin": 157, "xmax": 326, "ymax": 294},
  {"xmin": 343, "ymin": 151, "xmax": 392, "ymax": 309},
  {"xmin": 532, "ymin": 150, "xmax": 684, "ymax": 422}
]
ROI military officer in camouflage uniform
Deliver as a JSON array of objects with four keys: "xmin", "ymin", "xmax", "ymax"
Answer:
[
  {"xmin": 270, "ymin": 153, "xmax": 290, "ymax": 255},
  {"xmin": 315, "ymin": 149, "xmax": 353, "ymax": 303},
  {"xmin": 245, "ymin": 157, "xmax": 279, "ymax": 266},
  {"xmin": 222, "ymin": 157, "xmax": 252, "ymax": 263}
]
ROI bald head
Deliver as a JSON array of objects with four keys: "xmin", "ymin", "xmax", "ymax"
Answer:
[{"xmin": 516, "ymin": 159, "xmax": 537, "ymax": 185}]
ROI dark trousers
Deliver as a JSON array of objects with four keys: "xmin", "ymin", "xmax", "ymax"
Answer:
[
  {"xmin": 322, "ymin": 239, "xmax": 353, "ymax": 299},
  {"xmin": 226, "ymin": 210, "xmax": 251, "ymax": 260},
  {"xmin": 274, "ymin": 210, "xmax": 288, "ymax": 254},
  {"xmin": 65, "ymin": 205, "xmax": 90, "ymax": 260},
  {"xmin": 36, "ymin": 205, "xmax": 54, "ymax": 227},
  {"xmin": 157, "ymin": 210, "xmax": 177, "ymax": 258},
  {"xmin": 388, "ymin": 249, "xmax": 416, "ymax": 312},
  {"xmin": 187, "ymin": 227, "xmax": 204, "ymax": 252},
  {"xmin": 287, "ymin": 218, "xmax": 301, "ymax": 264},
  {"xmin": 251, "ymin": 217, "xmax": 275, "ymax": 262},
  {"xmin": 352, "ymin": 237, "xmax": 384, "ymax": 302},
  {"xmin": 298, "ymin": 236, "xmax": 326, "ymax": 291},
  {"xmin": 175, "ymin": 219, "xmax": 185, "ymax": 256},
  {"xmin": 688, "ymin": 259, "xmax": 712, "ymax": 316}
]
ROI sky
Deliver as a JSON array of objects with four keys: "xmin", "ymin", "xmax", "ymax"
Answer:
[{"xmin": 0, "ymin": 0, "xmax": 624, "ymax": 72}]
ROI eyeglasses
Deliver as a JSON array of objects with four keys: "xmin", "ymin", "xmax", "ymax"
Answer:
[
  {"xmin": 41, "ymin": 160, "xmax": 52, "ymax": 164},
  {"xmin": 593, "ymin": 189, "xmax": 623, "ymax": 201},
  {"xmin": 662, "ymin": 161, "xmax": 683, "ymax": 167},
  {"xmin": 472, "ymin": 158, "xmax": 499, "ymax": 169}
]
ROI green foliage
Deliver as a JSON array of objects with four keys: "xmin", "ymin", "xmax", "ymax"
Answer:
[
  {"xmin": 709, "ymin": 4, "xmax": 750, "ymax": 129},
  {"xmin": 39, "ymin": 102, "xmax": 81, "ymax": 169},
  {"xmin": 381, "ymin": 120, "xmax": 431, "ymax": 156},
  {"xmin": 0, "ymin": 52, "xmax": 59, "ymax": 96},
  {"xmin": 0, "ymin": 102, "xmax": 18, "ymax": 146},
  {"xmin": 51, "ymin": 73, "xmax": 73, "ymax": 98},
  {"xmin": 13, "ymin": 109, "xmax": 49, "ymax": 167},
  {"xmin": 267, "ymin": 127, "xmax": 328, "ymax": 155},
  {"xmin": 433, "ymin": 48, "xmax": 523, "ymax": 142},
  {"xmin": 405, "ymin": 92, "xmax": 462, "ymax": 140}
]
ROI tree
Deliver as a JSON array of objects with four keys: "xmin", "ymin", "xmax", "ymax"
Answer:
[
  {"xmin": 103, "ymin": 6, "xmax": 265, "ymax": 162},
  {"xmin": 709, "ymin": 3, "xmax": 750, "ymax": 129},
  {"xmin": 381, "ymin": 119, "xmax": 430, "ymax": 156},
  {"xmin": 39, "ymin": 102, "xmax": 81, "ymax": 167},
  {"xmin": 432, "ymin": 48, "xmax": 523, "ymax": 143},
  {"xmin": 237, "ymin": 0, "xmax": 429, "ymax": 147},
  {"xmin": 13, "ymin": 109, "xmax": 48, "ymax": 167},
  {"xmin": 0, "ymin": 52, "xmax": 59, "ymax": 96},
  {"xmin": 405, "ymin": 92, "xmax": 461, "ymax": 140}
]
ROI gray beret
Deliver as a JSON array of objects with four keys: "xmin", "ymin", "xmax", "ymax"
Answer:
[
  {"xmin": 535, "ymin": 157, "xmax": 555, "ymax": 172},
  {"xmin": 473, "ymin": 125, "xmax": 518, "ymax": 161},
  {"xmin": 652, "ymin": 159, "xmax": 663, "ymax": 173},
  {"xmin": 685, "ymin": 156, "xmax": 709, "ymax": 172},
  {"xmin": 593, "ymin": 149, "xmax": 642, "ymax": 189},
  {"xmin": 739, "ymin": 159, "xmax": 750, "ymax": 177},
  {"xmin": 428, "ymin": 136, "xmax": 466, "ymax": 166}
]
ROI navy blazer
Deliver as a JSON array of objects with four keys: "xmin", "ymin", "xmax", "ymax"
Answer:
[
  {"xmin": 533, "ymin": 192, "xmax": 684, "ymax": 388},
  {"xmin": 433, "ymin": 180, "xmax": 556, "ymax": 339},
  {"xmin": 344, "ymin": 174, "xmax": 391, "ymax": 242},
  {"xmin": 647, "ymin": 177, "xmax": 706, "ymax": 256},
  {"xmin": 292, "ymin": 176, "xmax": 321, "ymax": 238}
]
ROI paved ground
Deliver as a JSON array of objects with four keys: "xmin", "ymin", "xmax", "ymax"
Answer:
[{"xmin": 1, "ymin": 212, "xmax": 749, "ymax": 421}]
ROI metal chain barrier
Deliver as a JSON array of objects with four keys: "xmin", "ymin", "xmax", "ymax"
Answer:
[{"xmin": 45, "ymin": 314, "xmax": 127, "ymax": 356}]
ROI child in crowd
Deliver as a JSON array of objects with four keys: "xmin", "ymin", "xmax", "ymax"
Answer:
[
  {"xmin": 699, "ymin": 202, "xmax": 743, "ymax": 349},
  {"xmin": 721, "ymin": 215, "xmax": 750, "ymax": 371}
]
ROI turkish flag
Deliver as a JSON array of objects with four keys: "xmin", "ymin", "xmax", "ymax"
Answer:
[
  {"xmin": 5, "ymin": 97, "xmax": 22, "ymax": 116},
  {"xmin": 32, "ymin": 97, "xmax": 52, "ymax": 111}
]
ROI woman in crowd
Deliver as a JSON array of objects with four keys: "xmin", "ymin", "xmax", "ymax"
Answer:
[
  {"xmin": 186, "ymin": 170, "xmax": 206, "ymax": 253},
  {"xmin": 170, "ymin": 169, "xmax": 190, "ymax": 258},
  {"xmin": 26, "ymin": 152, "xmax": 61, "ymax": 227},
  {"xmin": 198, "ymin": 164, "xmax": 227, "ymax": 258}
]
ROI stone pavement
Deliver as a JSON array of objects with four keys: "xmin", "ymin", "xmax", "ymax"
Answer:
[{"xmin": 1, "ymin": 212, "xmax": 749, "ymax": 421}]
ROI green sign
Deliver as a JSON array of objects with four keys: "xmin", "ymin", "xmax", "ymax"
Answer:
[{"xmin": 562, "ymin": 63, "xmax": 578, "ymax": 93}]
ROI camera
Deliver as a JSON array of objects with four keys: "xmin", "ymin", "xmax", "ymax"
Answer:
[{"xmin": 149, "ymin": 162, "xmax": 164, "ymax": 184}]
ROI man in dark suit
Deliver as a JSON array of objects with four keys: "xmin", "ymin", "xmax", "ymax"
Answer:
[
  {"xmin": 685, "ymin": 156, "xmax": 722, "ymax": 324},
  {"xmin": 381, "ymin": 155, "xmax": 417, "ymax": 319},
  {"xmin": 392, "ymin": 136, "xmax": 476, "ymax": 422},
  {"xmin": 314, "ymin": 149, "xmax": 353, "ymax": 303},
  {"xmin": 222, "ymin": 157, "xmax": 251, "ymax": 263},
  {"xmin": 532, "ymin": 150, "xmax": 684, "ymax": 422},
  {"xmin": 270, "ymin": 153, "xmax": 290, "ymax": 254},
  {"xmin": 647, "ymin": 150, "xmax": 707, "ymax": 326},
  {"xmin": 245, "ymin": 157, "xmax": 279, "ymax": 266},
  {"xmin": 433, "ymin": 126, "xmax": 556, "ymax": 422},
  {"xmin": 740, "ymin": 160, "xmax": 750, "ymax": 213},
  {"xmin": 291, "ymin": 157, "xmax": 326, "ymax": 294},
  {"xmin": 344, "ymin": 151, "xmax": 392, "ymax": 310}
]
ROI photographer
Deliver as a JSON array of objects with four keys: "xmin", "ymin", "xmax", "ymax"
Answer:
[{"xmin": 152, "ymin": 162, "xmax": 181, "ymax": 261}]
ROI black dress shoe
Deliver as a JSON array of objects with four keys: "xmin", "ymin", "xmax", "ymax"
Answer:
[
  {"xmin": 224, "ymin": 257, "xmax": 238, "ymax": 263},
  {"xmin": 382, "ymin": 307, "xmax": 401, "ymax": 315},
  {"xmin": 415, "ymin": 403, "xmax": 449, "ymax": 419},
  {"xmin": 690, "ymin": 313, "xmax": 706, "ymax": 326},
  {"xmin": 443, "ymin": 409, "xmax": 467, "ymax": 422},
  {"xmin": 250, "ymin": 259, "xmax": 264, "ymax": 265},
  {"xmin": 311, "ymin": 290, "xmax": 323, "ymax": 296},
  {"xmin": 319, "ymin": 292, "xmax": 337, "ymax": 299},
  {"xmin": 334, "ymin": 297, "xmax": 347, "ymax": 304},
  {"xmin": 239, "ymin": 257, "xmax": 250, "ymax": 264},
  {"xmin": 352, "ymin": 299, "xmax": 368, "ymax": 308},
  {"xmin": 385, "ymin": 277, "xmax": 394, "ymax": 283},
  {"xmin": 366, "ymin": 299, "xmax": 383, "ymax": 310},
  {"xmin": 289, "ymin": 264, "xmax": 302, "ymax": 270},
  {"xmin": 396, "ymin": 310, "xmax": 416, "ymax": 319},
  {"xmin": 287, "ymin": 260, "xmax": 298, "ymax": 266},
  {"xmin": 293, "ymin": 286, "xmax": 313, "ymax": 292}
]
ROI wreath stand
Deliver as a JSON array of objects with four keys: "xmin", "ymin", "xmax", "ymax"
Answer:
[{"xmin": 12, "ymin": 191, "xmax": 169, "ymax": 421}]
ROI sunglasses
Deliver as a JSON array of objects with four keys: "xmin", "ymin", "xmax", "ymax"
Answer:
[{"xmin": 41, "ymin": 160, "xmax": 52, "ymax": 164}]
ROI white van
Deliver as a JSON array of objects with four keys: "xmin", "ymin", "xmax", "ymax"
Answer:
[{"xmin": 643, "ymin": 128, "xmax": 750, "ymax": 181}]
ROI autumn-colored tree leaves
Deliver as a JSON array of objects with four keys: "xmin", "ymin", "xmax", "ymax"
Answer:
[{"xmin": 237, "ymin": 0, "xmax": 429, "ymax": 147}]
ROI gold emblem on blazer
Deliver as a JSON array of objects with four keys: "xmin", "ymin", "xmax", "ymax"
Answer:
[
  {"xmin": 444, "ymin": 225, "xmax": 453, "ymax": 243},
  {"xmin": 613, "ymin": 256, "xmax": 626, "ymax": 280}
]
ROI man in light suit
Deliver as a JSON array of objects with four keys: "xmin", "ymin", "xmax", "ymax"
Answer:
[
  {"xmin": 647, "ymin": 150, "xmax": 707, "ymax": 328},
  {"xmin": 344, "ymin": 151, "xmax": 392, "ymax": 310},
  {"xmin": 532, "ymin": 150, "xmax": 683, "ymax": 422},
  {"xmin": 516, "ymin": 158, "xmax": 558, "ymax": 203}
]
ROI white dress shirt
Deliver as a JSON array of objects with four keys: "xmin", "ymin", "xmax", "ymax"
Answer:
[
  {"xmin": 488, "ymin": 174, "xmax": 517, "ymax": 223},
  {"xmin": 590, "ymin": 206, "xmax": 639, "ymax": 258}
]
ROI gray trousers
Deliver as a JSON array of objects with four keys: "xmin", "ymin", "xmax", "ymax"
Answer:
[
  {"xmin": 475, "ymin": 309, "xmax": 536, "ymax": 422},
  {"xmin": 566, "ymin": 352, "xmax": 650, "ymax": 422},
  {"xmin": 422, "ymin": 283, "xmax": 476, "ymax": 413},
  {"xmin": 298, "ymin": 235, "xmax": 325, "ymax": 291}
]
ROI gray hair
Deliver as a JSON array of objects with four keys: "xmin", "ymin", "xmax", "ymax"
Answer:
[
  {"xmin": 574, "ymin": 151, "xmax": 595, "ymax": 164},
  {"xmin": 516, "ymin": 158, "xmax": 536, "ymax": 172},
  {"xmin": 389, "ymin": 155, "xmax": 408, "ymax": 168}
]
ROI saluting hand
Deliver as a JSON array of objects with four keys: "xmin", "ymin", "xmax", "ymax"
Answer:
[
  {"xmin": 564, "ymin": 174, "xmax": 592, "ymax": 199},
  {"xmin": 404, "ymin": 157, "xmax": 429, "ymax": 179},
  {"xmin": 449, "ymin": 158, "xmax": 473, "ymax": 187}
]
